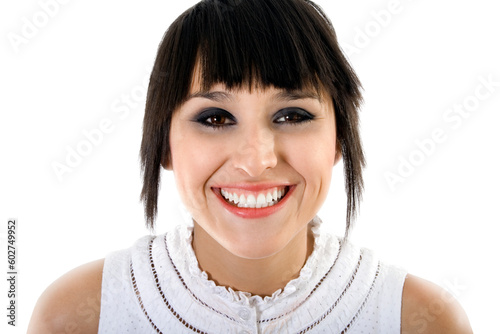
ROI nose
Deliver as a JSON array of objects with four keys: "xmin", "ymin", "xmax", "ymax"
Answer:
[{"xmin": 232, "ymin": 126, "xmax": 278, "ymax": 177}]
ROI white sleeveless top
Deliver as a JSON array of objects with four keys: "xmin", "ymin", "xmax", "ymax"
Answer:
[{"xmin": 98, "ymin": 217, "xmax": 407, "ymax": 333}]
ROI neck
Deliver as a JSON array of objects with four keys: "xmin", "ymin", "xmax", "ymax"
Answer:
[{"xmin": 192, "ymin": 222, "xmax": 314, "ymax": 297}]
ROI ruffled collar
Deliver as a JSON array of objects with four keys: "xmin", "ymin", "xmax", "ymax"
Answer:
[{"xmin": 173, "ymin": 216, "xmax": 330, "ymax": 307}]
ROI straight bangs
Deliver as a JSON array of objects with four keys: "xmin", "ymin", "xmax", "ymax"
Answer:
[
  {"xmin": 184, "ymin": 0, "xmax": 361, "ymax": 101},
  {"xmin": 193, "ymin": 0, "xmax": 318, "ymax": 92},
  {"xmin": 142, "ymin": 0, "xmax": 364, "ymax": 234}
]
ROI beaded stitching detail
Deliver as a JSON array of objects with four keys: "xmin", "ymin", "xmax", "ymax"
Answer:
[
  {"xmin": 259, "ymin": 237, "xmax": 342, "ymax": 324},
  {"xmin": 296, "ymin": 252, "xmax": 380, "ymax": 334},
  {"xmin": 340, "ymin": 262, "xmax": 381, "ymax": 334},
  {"xmin": 163, "ymin": 235, "xmax": 238, "ymax": 323},
  {"xmin": 133, "ymin": 232, "xmax": 380, "ymax": 333},
  {"xmin": 130, "ymin": 237, "xmax": 208, "ymax": 334},
  {"xmin": 130, "ymin": 261, "xmax": 164, "ymax": 334},
  {"xmin": 165, "ymin": 230, "xmax": 343, "ymax": 326}
]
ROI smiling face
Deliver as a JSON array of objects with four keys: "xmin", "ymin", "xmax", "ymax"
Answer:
[{"xmin": 169, "ymin": 80, "xmax": 339, "ymax": 260}]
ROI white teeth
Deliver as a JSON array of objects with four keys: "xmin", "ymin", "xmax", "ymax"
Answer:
[
  {"xmin": 256, "ymin": 194, "xmax": 266, "ymax": 209},
  {"xmin": 247, "ymin": 195, "xmax": 256, "ymax": 207},
  {"xmin": 220, "ymin": 187, "xmax": 288, "ymax": 208}
]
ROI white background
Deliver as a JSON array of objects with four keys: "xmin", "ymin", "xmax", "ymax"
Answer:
[{"xmin": 1, "ymin": 0, "xmax": 499, "ymax": 332}]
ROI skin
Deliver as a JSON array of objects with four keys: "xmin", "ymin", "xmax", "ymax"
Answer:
[
  {"xmin": 167, "ymin": 81, "xmax": 338, "ymax": 295},
  {"xmin": 27, "ymin": 259, "xmax": 104, "ymax": 334},
  {"xmin": 402, "ymin": 275, "xmax": 473, "ymax": 334},
  {"xmin": 27, "ymin": 81, "xmax": 473, "ymax": 333}
]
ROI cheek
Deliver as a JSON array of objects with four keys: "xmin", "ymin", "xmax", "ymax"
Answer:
[
  {"xmin": 170, "ymin": 130, "xmax": 226, "ymax": 211},
  {"xmin": 281, "ymin": 129, "xmax": 336, "ymax": 196},
  {"xmin": 283, "ymin": 129, "xmax": 336, "ymax": 170}
]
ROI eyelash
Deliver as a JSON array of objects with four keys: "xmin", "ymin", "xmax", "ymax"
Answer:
[
  {"xmin": 273, "ymin": 108, "xmax": 315, "ymax": 125},
  {"xmin": 193, "ymin": 108, "xmax": 237, "ymax": 129},
  {"xmin": 193, "ymin": 108, "xmax": 315, "ymax": 129}
]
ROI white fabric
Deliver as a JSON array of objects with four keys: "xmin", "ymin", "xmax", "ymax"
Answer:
[{"xmin": 98, "ymin": 217, "xmax": 407, "ymax": 333}]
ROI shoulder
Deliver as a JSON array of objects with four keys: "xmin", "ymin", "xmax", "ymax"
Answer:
[
  {"xmin": 27, "ymin": 259, "xmax": 104, "ymax": 334},
  {"xmin": 401, "ymin": 274, "xmax": 473, "ymax": 334}
]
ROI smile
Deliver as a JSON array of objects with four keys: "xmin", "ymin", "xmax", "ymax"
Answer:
[
  {"xmin": 220, "ymin": 186, "xmax": 288, "ymax": 208},
  {"xmin": 212, "ymin": 185, "xmax": 294, "ymax": 219}
]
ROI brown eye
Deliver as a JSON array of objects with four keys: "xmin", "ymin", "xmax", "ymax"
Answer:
[
  {"xmin": 194, "ymin": 108, "xmax": 236, "ymax": 129},
  {"xmin": 284, "ymin": 114, "xmax": 301, "ymax": 122},
  {"xmin": 207, "ymin": 115, "xmax": 228, "ymax": 125},
  {"xmin": 273, "ymin": 108, "xmax": 315, "ymax": 124}
]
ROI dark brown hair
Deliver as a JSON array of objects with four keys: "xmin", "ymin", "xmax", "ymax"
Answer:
[{"xmin": 140, "ymin": 0, "xmax": 365, "ymax": 235}]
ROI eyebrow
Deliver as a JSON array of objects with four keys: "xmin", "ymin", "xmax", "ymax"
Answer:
[
  {"xmin": 185, "ymin": 89, "xmax": 322, "ymax": 103},
  {"xmin": 185, "ymin": 91, "xmax": 234, "ymax": 103},
  {"xmin": 273, "ymin": 90, "xmax": 323, "ymax": 102}
]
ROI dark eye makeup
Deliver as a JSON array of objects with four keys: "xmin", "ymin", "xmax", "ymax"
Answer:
[
  {"xmin": 193, "ymin": 107, "xmax": 315, "ymax": 129},
  {"xmin": 272, "ymin": 108, "xmax": 315, "ymax": 124},
  {"xmin": 192, "ymin": 108, "xmax": 237, "ymax": 129}
]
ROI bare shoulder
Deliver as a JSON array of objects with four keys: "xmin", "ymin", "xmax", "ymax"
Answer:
[
  {"xmin": 401, "ymin": 274, "xmax": 473, "ymax": 334},
  {"xmin": 27, "ymin": 259, "xmax": 105, "ymax": 334}
]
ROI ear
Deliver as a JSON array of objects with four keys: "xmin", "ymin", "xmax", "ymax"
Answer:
[{"xmin": 333, "ymin": 141, "xmax": 342, "ymax": 167}]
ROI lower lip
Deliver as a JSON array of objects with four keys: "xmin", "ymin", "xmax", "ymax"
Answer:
[{"xmin": 213, "ymin": 186, "xmax": 295, "ymax": 219}]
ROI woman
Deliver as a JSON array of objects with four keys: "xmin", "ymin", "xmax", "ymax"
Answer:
[{"xmin": 28, "ymin": 0, "xmax": 472, "ymax": 332}]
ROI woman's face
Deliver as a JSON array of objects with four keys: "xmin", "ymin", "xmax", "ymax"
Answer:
[{"xmin": 169, "ymin": 80, "xmax": 339, "ymax": 259}]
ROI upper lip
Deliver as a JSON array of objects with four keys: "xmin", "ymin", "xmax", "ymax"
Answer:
[{"xmin": 211, "ymin": 183, "xmax": 293, "ymax": 192}]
